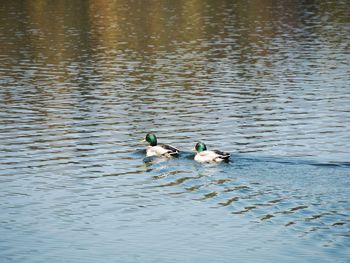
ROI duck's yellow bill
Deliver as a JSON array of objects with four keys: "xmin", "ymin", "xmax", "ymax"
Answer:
[
  {"xmin": 140, "ymin": 139, "xmax": 146, "ymax": 142},
  {"xmin": 192, "ymin": 147, "xmax": 196, "ymax": 151}
]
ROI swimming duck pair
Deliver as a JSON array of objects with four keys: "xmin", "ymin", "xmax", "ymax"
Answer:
[{"xmin": 141, "ymin": 133, "xmax": 230, "ymax": 163}]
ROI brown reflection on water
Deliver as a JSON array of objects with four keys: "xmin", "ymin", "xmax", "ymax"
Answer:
[
  {"xmin": 85, "ymin": 0, "xmax": 208, "ymax": 51},
  {"xmin": 0, "ymin": 0, "xmax": 347, "ymax": 64}
]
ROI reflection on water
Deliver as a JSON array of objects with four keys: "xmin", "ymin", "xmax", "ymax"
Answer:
[{"xmin": 0, "ymin": 0, "xmax": 349, "ymax": 262}]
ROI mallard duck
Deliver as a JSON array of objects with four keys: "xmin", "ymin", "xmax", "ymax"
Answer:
[
  {"xmin": 193, "ymin": 142, "xmax": 230, "ymax": 163},
  {"xmin": 141, "ymin": 133, "xmax": 179, "ymax": 157}
]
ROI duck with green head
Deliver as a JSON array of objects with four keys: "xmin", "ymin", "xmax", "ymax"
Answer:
[
  {"xmin": 193, "ymin": 142, "xmax": 230, "ymax": 163},
  {"xmin": 141, "ymin": 133, "xmax": 179, "ymax": 157}
]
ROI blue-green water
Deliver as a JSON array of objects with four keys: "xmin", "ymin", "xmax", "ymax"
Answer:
[{"xmin": 0, "ymin": 0, "xmax": 349, "ymax": 262}]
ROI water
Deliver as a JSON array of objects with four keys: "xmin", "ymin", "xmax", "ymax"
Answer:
[{"xmin": 0, "ymin": 0, "xmax": 350, "ymax": 262}]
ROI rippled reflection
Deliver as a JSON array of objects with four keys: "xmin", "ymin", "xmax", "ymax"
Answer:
[{"xmin": 0, "ymin": 0, "xmax": 350, "ymax": 262}]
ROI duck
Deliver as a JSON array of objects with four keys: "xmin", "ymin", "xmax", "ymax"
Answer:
[
  {"xmin": 193, "ymin": 142, "xmax": 230, "ymax": 163},
  {"xmin": 141, "ymin": 133, "xmax": 180, "ymax": 157}
]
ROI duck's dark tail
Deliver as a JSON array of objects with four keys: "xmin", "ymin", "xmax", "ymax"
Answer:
[
  {"xmin": 220, "ymin": 154, "xmax": 230, "ymax": 160},
  {"xmin": 168, "ymin": 150, "xmax": 179, "ymax": 156},
  {"xmin": 161, "ymin": 144, "xmax": 180, "ymax": 157},
  {"xmin": 214, "ymin": 150, "xmax": 230, "ymax": 160}
]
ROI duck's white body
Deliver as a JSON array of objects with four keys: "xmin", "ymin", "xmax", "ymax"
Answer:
[
  {"xmin": 146, "ymin": 144, "xmax": 179, "ymax": 157},
  {"xmin": 194, "ymin": 150, "xmax": 230, "ymax": 163}
]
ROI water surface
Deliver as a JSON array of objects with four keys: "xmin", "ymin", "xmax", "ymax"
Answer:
[{"xmin": 0, "ymin": 0, "xmax": 349, "ymax": 262}]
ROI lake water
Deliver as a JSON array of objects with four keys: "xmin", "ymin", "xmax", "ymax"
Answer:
[{"xmin": 0, "ymin": 0, "xmax": 349, "ymax": 262}]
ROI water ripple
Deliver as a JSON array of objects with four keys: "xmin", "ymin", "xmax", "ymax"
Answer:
[{"xmin": 1, "ymin": 0, "xmax": 350, "ymax": 261}]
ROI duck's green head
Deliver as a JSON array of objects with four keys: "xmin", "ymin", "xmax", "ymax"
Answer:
[
  {"xmin": 195, "ymin": 142, "xmax": 207, "ymax": 152},
  {"xmin": 144, "ymin": 133, "xmax": 157, "ymax": 146}
]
